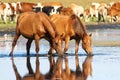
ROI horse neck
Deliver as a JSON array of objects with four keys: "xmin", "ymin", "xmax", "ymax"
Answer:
[
  {"xmin": 47, "ymin": 16, "xmax": 58, "ymax": 39},
  {"xmin": 40, "ymin": 12, "xmax": 56, "ymax": 39},
  {"xmin": 79, "ymin": 23, "xmax": 87, "ymax": 40},
  {"xmin": 75, "ymin": 16, "xmax": 87, "ymax": 39},
  {"xmin": 48, "ymin": 22, "xmax": 57, "ymax": 39},
  {"xmin": 82, "ymin": 31, "xmax": 87, "ymax": 38},
  {"xmin": 81, "ymin": 32, "xmax": 87, "ymax": 42}
]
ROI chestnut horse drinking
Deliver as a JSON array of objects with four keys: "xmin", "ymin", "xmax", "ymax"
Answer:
[
  {"xmin": 9, "ymin": 12, "xmax": 63, "ymax": 56},
  {"xmin": 50, "ymin": 14, "xmax": 92, "ymax": 55}
]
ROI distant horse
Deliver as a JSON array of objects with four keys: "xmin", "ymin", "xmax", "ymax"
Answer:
[
  {"xmin": 50, "ymin": 14, "xmax": 92, "ymax": 55},
  {"xmin": 9, "ymin": 12, "xmax": 63, "ymax": 56},
  {"xmin": 60, "ymin": 7, "xmax": 74, "ymax": 16}
]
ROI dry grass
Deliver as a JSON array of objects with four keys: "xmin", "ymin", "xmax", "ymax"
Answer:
[
  {"xmin": 93, "ymin": 41, "xmax": 120, "ymax": 46},
  {"xmin": 1, "ymin": 0, "xmax": 120, "ymax": 8}
]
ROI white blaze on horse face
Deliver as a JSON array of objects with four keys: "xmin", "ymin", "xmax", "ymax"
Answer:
[
  {"xmin": 37, "ymin": 3, "xmax": 42, "ymax": 7},
  {"xmin": 11, "ymin": 3, "xmax": 17, "ymax": 14},
  {"xmin": 35, "ymin": 3, "xmax": 43, "ymax": 11},
  {"xmin": 54, "ymin": 6, "xmax": 60, "ymax": 13},
  {"xmin": 4, "ymin": 3, "xmax": 13, "ymax": 16},
  {"xmin": 17, "ymin": 2, "xmax": 22, "ymax": 10},
  {"xmin": 50, "ymin": 6, "xmax": 60, "ymax": 15}
]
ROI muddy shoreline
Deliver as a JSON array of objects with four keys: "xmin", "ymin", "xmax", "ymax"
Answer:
[
  {"xmin": 86, "ymin": 23, "xmax": 120, "ymax": 30},
  {"xmin": 0, "ymin": 23, "xmax": 120, "ymax": 34}
]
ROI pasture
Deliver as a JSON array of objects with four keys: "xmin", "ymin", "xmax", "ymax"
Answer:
[{"xmin": 0, "ymin": 0, "xmax": 120, "ymax": 29}]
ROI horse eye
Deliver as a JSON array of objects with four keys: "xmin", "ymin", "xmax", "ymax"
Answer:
[
  {"xmin": 54, "ymin": 42, "xmax": 58, "ymax": 46},
  {"xmin": 83, "ymin": 42, "xmax": 86, "ymax": 45}
]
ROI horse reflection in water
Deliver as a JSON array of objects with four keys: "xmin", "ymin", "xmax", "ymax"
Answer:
[
  {"xmin": 11, "ymin": 55, "xmax": 45, "ymax": 80},
  {"xmin": 51, "ymin": 56, "xmax": 92, "ymax": 80},
  {"xmin": 12, "ymin": 55, "xmax": 92, "ymax": 80}
]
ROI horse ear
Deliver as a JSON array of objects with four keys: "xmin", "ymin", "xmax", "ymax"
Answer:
[
  {"xmin": 70, "ymin": 14, "xmax": 77, "ymax": 20},
  {"xmin": 89, "ymin": 33, "xmax": 92, "ymax": 37}
]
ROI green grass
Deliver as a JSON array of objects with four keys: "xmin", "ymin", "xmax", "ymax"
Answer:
[{"xmin": 0, "ymin": 20, "xmax": 16, "ymax": 31}]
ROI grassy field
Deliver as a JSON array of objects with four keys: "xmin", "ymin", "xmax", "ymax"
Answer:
[
  {"xmin": 0, "ymin": 0, "xmax": 120, "ymax": 29},
  {"xmin": 0, "ymin": 0, "xmax": 120, "ymax": 46}
]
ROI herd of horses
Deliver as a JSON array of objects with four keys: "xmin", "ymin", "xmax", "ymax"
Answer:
[
  {"xmin": 9, "ymin": 11, "xmax": 92, "ymax": 57},
  {"xmin": 2, "ymin": 1, "xmax": 120, "ymax": 24},
  {"xmin": 1, "ymin": 2, "xmax": 94, "ymax": 80},
  {"xmin": 8, "ymin": 10, "xmax": 93, "ymax": 80}
]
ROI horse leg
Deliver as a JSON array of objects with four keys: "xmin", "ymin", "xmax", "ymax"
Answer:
[
  {"xmin": 97, "ymin": 13, "xmax": 101, "ymax": 22},
  {"xmin": 49, "ymin": 56, "xmax": 55, "ymax": 68},
  {"xmin": 35, "ymin": 53, "xmax": 40, "ymax": 80},
  {"xmin": 75, "ymin": 56, "xmax": 81, "ymax": 71},
  {"xmin": 11, "ymin": 57, "xmax": 22, "ymax": 79},
  {"xmin": 64, "ymin": 36, "xmax": 70, "ymax": 54},
  {"xmin": 64, "ymin": 57, "xmax": 70, "ymax": 75},
  {"xmin": 9, "ymin": 34, "xmax": 20, "ymax": 56},
  {"xmin": 26, "ymin": 39, "xmax": 33, "ymax": 56},
  {"xmin": 75, "ymin": 39, "xmax": 80, "ymax": 55},
  {"xmin": 48, "ymin": 41, "xmax": 53, "ymax": 55},
  {"xmin": 48, "ymin": 47, "xmax": 53, "ymax": 55},
  {"xmin": 34, "ymin": 35, "xmax": 40, "ymax": 56},
  {"xmin": 10, "ymin": 14, "xmax": 14, "ymax": 23},
  {"xmin": 27, "ymin": 56, "xmax": 34, "ymax": 74},
  {"xmin": 3, "ymin": 15, "xmax": 7, "ymax": 24},
  {"xmin": 111, "ymin": 15, "xmax": 113, "ymax": 22}
]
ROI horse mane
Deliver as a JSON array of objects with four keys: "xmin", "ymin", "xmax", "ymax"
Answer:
[
  {"xmin": 44, "ymin": 14, "xmax": 59, "ymax": 37},
  {"xmin": 38, "ymin": 12, "xmax": 58, "ymax": 38},
  {"xmin": 70, "ymin": 14, "xmax": 87, "ymax": 35}
]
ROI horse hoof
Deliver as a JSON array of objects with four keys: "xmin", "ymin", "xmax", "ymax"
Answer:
[
  {"xmin": 75, "ymin": 54, "xmax": 79, "ymax": 56},
  {"xmin": 58, "ymin": 54, "xmax": 64, "ymax": 57},
  {"xmin": 87, "ymin": 54, "xmax": 93, "ymax": 56},
  {"xmin": 9, "ymin": 52, "xmax": 13, "ymax": 56}
]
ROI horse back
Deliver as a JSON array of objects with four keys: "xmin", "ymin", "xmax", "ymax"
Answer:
[
  {"xmin": 17, "ymin": 12, "xmax": 57, "ymax": 39},
  {"xmin": 50, "ymin": 14, "xmax": 73, "ymax": 36},
  {"xmin": 17, "ymin": 12, "xmax": 45, "ymax": 38}
]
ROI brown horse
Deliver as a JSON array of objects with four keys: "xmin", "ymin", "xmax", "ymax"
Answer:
[
  {"xmin": 50, "ymin": 14, "xmax": 92, "ymax": 55},
  {"xmin": 9, "ymin": 12, "xmax": 63, "ymax": 56},
  {"xmin": 60, "ymin": 7, "xmax": 74, "ymax": 16}
]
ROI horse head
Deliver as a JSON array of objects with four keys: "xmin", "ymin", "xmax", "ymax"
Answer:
[
  {"xmin": 52, "ymin": 33, "xmax": 64, "ymax": 56},
  {"xmin": 82, "ymin": 33, "xmax": 92, "ymax": 55}
]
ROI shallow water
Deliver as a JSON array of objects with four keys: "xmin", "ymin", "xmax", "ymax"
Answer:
[
  {"xmin": 0, "ymin": 28, "xmax": 120, "ymax": 80},
  {"xmin": 0, "ymin": 46, "xmax": 120, "ymax": 80}
]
